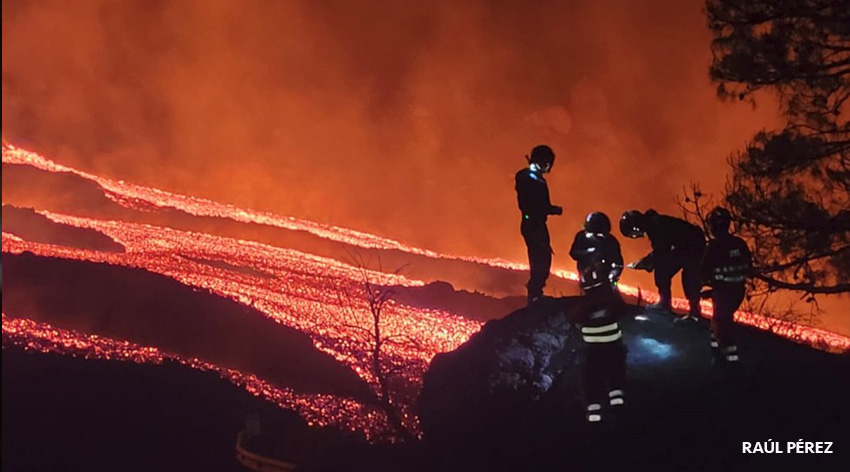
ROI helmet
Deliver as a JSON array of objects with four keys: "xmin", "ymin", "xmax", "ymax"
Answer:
[
  {"xmin": 584, "ymin": 211, "xmax": 611, "ymax": 235},
  {"xmin": 529, "ymin": 145, "xmax": 555, "ymax": 171},
  {"xmin": 707, "ymin": 207, "xmax": 732, "ymax": 235},
  {"xmin": 620, "ymin": 210, "xmax": 646, "ymax": 238}
]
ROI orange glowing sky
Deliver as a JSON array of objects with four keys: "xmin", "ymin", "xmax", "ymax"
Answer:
[{"xmin": 3, "ymin": 0, "xmax": 847, "ymax": 332}]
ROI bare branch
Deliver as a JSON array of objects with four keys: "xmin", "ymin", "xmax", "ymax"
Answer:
[{"xmin": 332, "ymin": 248, "xmax": 419, "ymax": 441}]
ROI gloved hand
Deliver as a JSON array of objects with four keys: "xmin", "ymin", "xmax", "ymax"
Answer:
[
  {"xmin": 551, "ymin": 205, "xmax": 563, "ymax": 216},
  {"xmin": 628, "ymin": 257, "xmax": 654, "ymax": 272}
]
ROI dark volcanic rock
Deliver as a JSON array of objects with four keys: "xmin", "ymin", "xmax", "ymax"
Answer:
[
  {"xmin": 417, "ymin": 297, "xmax": 584, "ymax": 444},
  {"xmin": 2, "ymin": 251, "xmax": 373, "ymax": 401},
  {"xmin": 415, "ymin": 295, "xmax": 850, "ymax": 472},
  {"xmin": 394, "ymin": 281, "xmax": 526, "ymax": 322},
  {"xmin": 2, "ymin": 204, "xmax": 125, "ymax": 252}
]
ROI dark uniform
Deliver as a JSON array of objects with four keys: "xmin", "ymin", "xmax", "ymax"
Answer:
[
  {"xmin": 516, "ymin": 168, "xmax": 560, "ymax": 302},
  {"xmin": 642, "ymin": 210, "xmax": 706, "ymax": 315},
  {"xmin": 700, "ymin": 234, "xmax": 752, "ymax": 362},
  {"xmin": 570, "ymin": 230, "xmax": 626, "ymax": 423}
]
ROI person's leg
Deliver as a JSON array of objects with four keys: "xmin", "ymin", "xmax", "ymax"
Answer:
[
  {"xmin": 540, "ymin": 224, "xmax": 552, "ymax": 292},
  {"xmin": 681, "ymin": 250, "xmax": 704, "ymax": 317},
  {"xmin": 521, "ymin": 222, "xmax": 539, "ymax": 302},
  {"xmin": 709, "ymin": 313, "xmax": 720, "ymax": 348},
  {"xmin": 607, "ymin": 341, "xmax": 627, "ymax": 408},
  {"xmin": 522, "ymin": 222, "xmax": 551, "ymax": 303},
  {"xmin": 652, "ymin": 252, "xmax": 679, "ymax": 310},
  {"xmin": 713, "ymin": 285, "xmax": 746, "ymax": 362},
  {"xmin": 583, "ymin": 345, "xmax": 605, "ymax": 423}
]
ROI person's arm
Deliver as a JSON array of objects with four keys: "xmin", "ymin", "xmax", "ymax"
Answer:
[
  {"xmin": 649, "ymin": 216, "xmax": 677, "ymax": 253},
  {"xmin": 609, "ymin": 237, "xmax": 624, "ymax": 282},
  {"xmin": 517, "ymin": 173, "xmax": 560, "ymax": 218},
  {"xmin": 697, "ymin": 243, "xmax": 715, "ymax": 295},
  {"xmin": 569, "ymin": 231, "xmax": 593, "ymax": 261},
  {"xmin": 628, "ymin": 252, "xmax": 654, "ymax": 271},
  {"xmin": 541, "ymin": 180, "xmax": 562, "ymax": 216},
  {"xmin": 650, "ymin": 233, "xmax": 672, "ymax": 253}
]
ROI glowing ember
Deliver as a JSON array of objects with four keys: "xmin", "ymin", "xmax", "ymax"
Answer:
[
  {"xmin": 0, "ymin": 142, "xmax": 698, "ymax": 313},
  {"xmin": 2, "ymin": 142, "xmax": 849, "ymax": 441},
  {"xmin": 2, "ymin": 142, "xmax": 517, "ymax": 265},
  {"xmin": 2, "ymin": 211, "xmax": 483, "ymax": 437},
  {"xmin": 2, "ymin": 313, "xmax": 391, "ymax": 438}
]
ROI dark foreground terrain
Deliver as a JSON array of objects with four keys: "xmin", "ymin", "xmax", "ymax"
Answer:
[
  {"xmin": 2, "ymin": 347, "xmax": 285, "ymax": 472},
  {"xmin": 4, "ymin": 301, "xmax": 849, "ymax": 472},
  {"xmin": 414, "ymin": 304, "xmax": 850, "ymax": 472}
]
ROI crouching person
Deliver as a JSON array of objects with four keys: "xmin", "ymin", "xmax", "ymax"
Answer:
[
  {"xmin": 569, "ymin": 212, "xmax": 627, "ymax": 424},
  {"xmin": 700, "ymin": 207, "xmax": 753, "ymax": 364}
]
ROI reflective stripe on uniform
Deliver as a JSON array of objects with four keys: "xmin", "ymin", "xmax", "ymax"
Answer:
[
  {"xmin": 587, "ymin": 414, "xmax": 602, "ymax": 422},
  {"xmin": 714, "ymin": 264, "xmax": 749, "ymax": 274},
  {"xmin": 610, "ymin": 398, "xmax": 624, "ymax": 406},
  {"xmin": 726, "ymin": 354, "xmax": 739, "ymax": 362},
  {"xmin": 582, "ymin": 331, "xmax": 622, "ymax": 343},
  {"xmin": 582, "ymin": 281, "xmax": 605, "ymax": 289},
  {"xmin": 608, "ymin": 389, "xmax": 623, "ymax": 398},
  {"xmin": 712, "ymin": 263, "xmax": 749, "ymax": 283},
  {"xmin": 714, "ymin": 274, "xmax": 747, "ymax": 282},
  {"xmin": 582, "ymin": 323, "xmax": 619, "ymax": 334},
  {"xmin": 587, "ymin": 404, "xmax": 602, "ymax": 412}
]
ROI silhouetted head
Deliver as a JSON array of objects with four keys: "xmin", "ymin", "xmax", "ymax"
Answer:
[
  {"xmin": 707, "ymin": 206, "xmax": 732, "ymax": 238},
  {"xmin": 528, "ymin": 144, "xmax": 555, "ymax": 173},
  {"xmin": 584, "ymin": 211, "xmax": 611, "ymax": 235},
  {"xmin": 620, "ymin": 210, "xmax": 646, "ymax": 238}
]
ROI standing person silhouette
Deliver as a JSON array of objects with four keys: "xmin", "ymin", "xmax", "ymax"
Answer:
[
  {"xmin": 569, "ymin": 212, "xmax": 627, "ymax": 424},
  {"xmin": 515, "ymin": 145, "xmax": 562, "ymax": 304},
  {"xmin": 700, "ymin": 207, "xmax": 753, "ymax": 363}
]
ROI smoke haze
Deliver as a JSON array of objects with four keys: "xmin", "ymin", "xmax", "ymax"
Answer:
[
  {"xmin": 12, "ymin": 0, "xmax": 846, "ymax": 334},
  {"xmin": 1, "ymin": 0, "xmax": 783, "ymax": 254}
]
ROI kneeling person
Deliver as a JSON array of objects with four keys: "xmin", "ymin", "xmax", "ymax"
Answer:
[{"xmin": 569, "ymin": 212, "xmax": 627, "ymax": 423}]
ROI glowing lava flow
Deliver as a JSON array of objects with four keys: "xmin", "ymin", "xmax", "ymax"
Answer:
[
  {"xmin": 2, "ymin": 141, "xmax": 849, "ymax": 441},
  {"xmin": 2, "ymin": 313, "xmax": 391, "ymax": 438},
  {"xmin": 0, "ymin": 143, "xmax": 732, "ymax": 318},
  {"xmin": 3, "ymin": 143, "xmax": 850, "ymax": 352},
  {"xmin": 2, "ymin": 209, "xmax": 483, "ymax": 436},
  {"xmin": 2, "ymin": 143, "xmax": 526, "ymax": 268},
  {"xmin": 0, "ymin": 143, "xmax": 724, "ymax": 316}
]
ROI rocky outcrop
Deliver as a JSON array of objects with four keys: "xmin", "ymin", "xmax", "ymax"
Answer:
[{"xmin": 417, "ymin": 297, "xmax": 584, "ymax": 444}]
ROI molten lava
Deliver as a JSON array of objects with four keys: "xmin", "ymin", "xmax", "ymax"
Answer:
[
  {"xmin": 2, "ymin": 143, "xmax": 848, "ymax": 439},
  {"xmin": 2, "ymin": 313, "xmax": 389, "ymax": 437}
]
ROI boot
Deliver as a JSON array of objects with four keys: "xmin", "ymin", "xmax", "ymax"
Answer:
[
  {"xmin": 646, "ymin": 298, "xmax": 672, "ymax": 313},
  {"xmin": 608, "ymin": 389, "xmax": 625, "ymax": 407},
  {"xmin": 585, "ymin": 403, "xmax": 602, "ymax": 423}
]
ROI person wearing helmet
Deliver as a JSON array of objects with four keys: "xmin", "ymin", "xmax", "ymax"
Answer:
[
  {"xmin": 619, "ymin": 209, "xmax": 706, "ymax": 320},
  {"xmin": 569, "ymin": 212, "xmax": 626, "ymax": 424},
  {"xmin": 515, "ymin": 144, "xmax": 563, "ymax": 304},
  {"xmin": 699, "ymin": 207, "xmax": 753, "ymax": 363}
]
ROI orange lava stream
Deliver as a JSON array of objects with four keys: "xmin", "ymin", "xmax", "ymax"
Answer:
[
  {"xmin": 2, "ymin": 209, "xmax": 483, "ymax": 435},
  {"xmin": 2, "ymin": 143, "xmax": 522, "ymax": 267},
  {"xmin": 0, "ymin": 144, "xmax": 712, "ymax": 314},
  {"xmin": 2, "ymin": 138, "xmax": 848, "ymax": 439},
  {"xmin": 1, "ymin": 313, "xmax": 391, "ymax": 438},
  {"xmin": 0, "ymin": 143, "xmax": 701, "ymax": 315}
]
